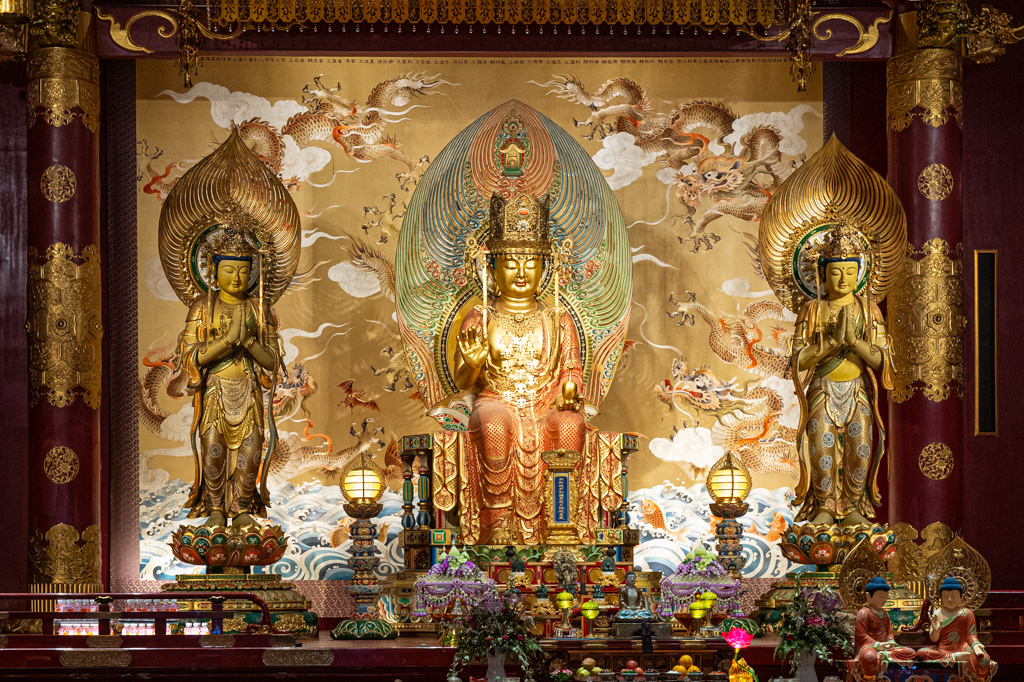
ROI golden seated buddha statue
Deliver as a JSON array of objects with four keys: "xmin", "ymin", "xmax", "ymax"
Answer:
[{"xmin": 394, "ymin": 101, "xmax": 636, "ymax": 548}]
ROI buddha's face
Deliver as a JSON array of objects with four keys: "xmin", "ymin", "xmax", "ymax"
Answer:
[
  {"xmin": 866, "ymin": 588, "xmax": 889, "ymax": 610},
  {"xmin": 216, "ymin": 258, "xmax": 251, "ymax": 297},
  {"xmin": 824, "ymin": 260, "xmax": 859, "ymax": 298},
  {"xmin": 492, "ymin": 253, "xmax": 543, "ymax": 299},
  {"xmin": 940, "ymin": 589, "xmax": 962, "ymax": 611},
  {"xmin": 625, "ymin": 572, "xmax": 636, "ymax": 586}
]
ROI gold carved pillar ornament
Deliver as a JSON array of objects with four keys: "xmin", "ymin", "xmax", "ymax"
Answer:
[
  {"xmin": 27, "ymin": 243, "xmax": 102, "ymax": 408},
  {"xmin": 25, "ymin": 0, "xmax": 105, "ymax": 592},
  {"xmin": 886, "ymin": 0, "xmax": 1022, "ymax": 531},
  {"xmin": 888, "ymin": 239, "xmax": 965, "ymax": 403}
]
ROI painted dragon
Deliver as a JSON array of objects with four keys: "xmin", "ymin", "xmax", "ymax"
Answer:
[
  {"xmin": 654, "ymin": 359, "xmax": 798, "ymax": 478},
  {"xmin": 669, "ymin": 295, "xmax": 793, "ymax": 380},
  {"xmin": 265, "ymin": 418, "xmax": 401, "ymax": 487},
  {"xmin": 535, "ymin": 75, "xmax": 793, "ymax": 252},
  {"xmin": 711, "ymin": 384, "xmax": 799, "ymax": 480},
  {"xmin": 141, "ymin": 74, "xmax": 451, "ymax": 198}
]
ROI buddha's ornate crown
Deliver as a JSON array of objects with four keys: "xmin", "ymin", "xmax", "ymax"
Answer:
[
  {"xmin": 818, "ymin": 222, "xmax": 868, "ymax": 263},
  {"xmin": 487, "ymin": 192, "xmax": 552, "ymax": 256},
  {"xmin": 209, "ymin": 206, "xmax": 258, "ymax": 261}
]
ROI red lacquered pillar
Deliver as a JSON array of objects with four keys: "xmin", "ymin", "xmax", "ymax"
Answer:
[
  {"xmin": 886, "ymin": 30, "xmax": 966, "ymax": 531},
  {"xmin": 25, "ymin": 13, "xmax": 104, "ymax": 595}
]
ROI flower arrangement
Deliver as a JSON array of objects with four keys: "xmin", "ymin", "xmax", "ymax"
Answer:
[
  {"xmin": 659, "ymin": 544, "xmax": 742, "ymax": 616},
  {"xmin": 413, "ymin": 546, "xmax": 498, "ymax": 618},
  {"xmin": 551, "ymin": 669, "xmax": 574, "ymax": 682},
  {"xmin": 773, "ymin": 582, "xmax": 853, "ymax": 673},
  {"xmin": 447, "ymin": 589, "xmax": 543, "ymax": 682}
]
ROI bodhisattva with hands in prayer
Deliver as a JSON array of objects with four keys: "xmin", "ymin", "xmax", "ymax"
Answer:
[
  {"xmin": 792, "ymin": 225, "xmax": 894, "ymax": 527},
  {"xmin": 180, "ymin": 227, "xmax": 282, "ymax": 528},
  {"xmin": 453, "ymin": 192, "xmax": 588, "ymax": 545}
]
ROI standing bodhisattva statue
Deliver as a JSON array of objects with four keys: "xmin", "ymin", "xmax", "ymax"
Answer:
[
  {"xmin": 179, "ymin": 223, "xmax": 283, "ymax": 528},
  {"xmin": 158, "ymin": 127, "xmax": 301, "ymax": 530}
]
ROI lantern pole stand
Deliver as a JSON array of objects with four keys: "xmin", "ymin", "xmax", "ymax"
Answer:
[
  {"xmin": 331, "ymin": 452, "xmax": 398, "ymax": 640},
  {"xmin": 705, "ymin": 451, "xmax": 752, "ymax": 580}
]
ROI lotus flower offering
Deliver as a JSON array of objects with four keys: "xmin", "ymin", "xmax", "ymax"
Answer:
[
  {"xmin": 658, "ymin": 544, "xmax": 742, "ymax": 617},
  {"xmin": 413, "ymin": 546, "xmax": 498, "ymax": 617}
]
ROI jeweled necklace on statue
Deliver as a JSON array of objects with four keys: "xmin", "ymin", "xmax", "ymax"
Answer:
[{"xmin": 217, "ymin": 300, "xmax": 243, "ymax": 336}]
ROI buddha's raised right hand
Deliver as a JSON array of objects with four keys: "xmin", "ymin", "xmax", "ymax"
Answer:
[{"xmin": 457, "ymin": 327, "xmax": 489, "ymax": 368}]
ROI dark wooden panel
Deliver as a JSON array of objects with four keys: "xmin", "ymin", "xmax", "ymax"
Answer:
[{"xmin": 0, "ymin": 62, "xmax": 29, "ymax": 593}]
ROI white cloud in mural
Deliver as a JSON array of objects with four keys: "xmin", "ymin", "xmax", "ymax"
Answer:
[
  {"xmin": 328, "ymin": 261, "xmax": 381, "ymax": 299},
  {"xmin": 724, "ymin": 104, "xmax": 822, "ymax": 158},
  {"xmin": 760, "ymin": 376, "xmax": 802, "ymax": 430},
  {"xmin": 159, "ymin": 82, "xmax": 306, "ymax": 131},
  {"xmin": 656, "ymin": 166, "xmax": 678, "ymax": 186},
  {"xmin": 280, "ymin": 134, "xmax": 333, "ymax": 184},
  {"xmin": 592, "ymin": 132, "xmax": 660, "ymax": 190},
  {"xmin": 158, "ymin": 404, "xmax": 194, "ymax": 442},
  {"xmin": 720, "ymin": 277, "xmax": 774, "ymax": 299},
  {"xmin": 279, "ymin": 323, "xmax": 350, "ymax": 366},
  {"xmin": 146, "ymin": 258, "xmax": 179, "ymax": 302},
  {"xmin": 649, "ymin": 426, "xmax": 724, "ymax": 472}
]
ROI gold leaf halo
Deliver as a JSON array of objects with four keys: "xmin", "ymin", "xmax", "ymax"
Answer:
[
  {"xmin": 158, "ymin": 127, "xmax": 301, "ymax": 306},
  {"xmin": 759, "ymin": 135, "xmax": 907, "ymax": 313}
]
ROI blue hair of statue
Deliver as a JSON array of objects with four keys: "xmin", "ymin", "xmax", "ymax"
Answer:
[
  {"xmin": 818, "ymin": 255, "xmax": 863, "ymax": 268},
  {"xmin": 865, "ymin": 577, "xmax": 891, "ymax": 595},
  {"xmin": 212, "ymin": 253, "xmax": 253, "ymax": 267},
  {"xmin": 940, "ymin": 576, "xmax": 964, "ymax": 594}
]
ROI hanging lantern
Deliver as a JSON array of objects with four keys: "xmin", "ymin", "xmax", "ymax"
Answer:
[{"xmin": 706, "ymin": 451, "xmax": 751, "ymax": 505}]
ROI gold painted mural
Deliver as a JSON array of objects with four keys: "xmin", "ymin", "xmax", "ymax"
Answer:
[{"xmin": 136, "ymin": 55, "xmax": 821, "ymax": 580}]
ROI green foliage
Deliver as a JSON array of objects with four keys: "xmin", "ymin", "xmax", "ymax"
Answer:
[
  {"xmin": 448, "ymin": 591, "xmax": 544, "ymax": 682},
  {"xmin": 773, "ymin": 581, "xmax": 853, "ymax": 674}
]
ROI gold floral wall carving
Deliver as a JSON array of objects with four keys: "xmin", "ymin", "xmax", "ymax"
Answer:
[
  {"xmin": 918, "ymin": 442, "xmax": 954, "ymax": 480},
  {"xmin": 209, "ymin": 0, "xmax": 785, "ymax": 28},
  {"xmin": 918, "ymin": 163, "xmax": 954, "ymax": 202},
  {"xmin": 27, "ymin": 243, "xmax": 103, "ymax": 409},
  {"xmin": 886, "ymin": 48, "xmax": 962, "ymax": 131},
  {"xmin": 28, "ymin": 522, "xmax": 101, "ymax": 585},
  {"xmin": 888, "ymin": 238, "xmax": 965, "ymax": 403},
  {"xmin": 27, "ymin": 46, "xmax": 100, "ymax": 133},
  {"xmin": 43, "ymin": 445, "xmax": 79, "ymax": 484}
]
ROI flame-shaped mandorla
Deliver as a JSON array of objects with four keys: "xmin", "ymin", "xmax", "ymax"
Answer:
[
  {"xmin": 158, "ymin": 127, "xmax": 301, "ymax": 306},
  {"xmin": 759, "ymin": 134, "xmax": 907, "ymax": 313}
]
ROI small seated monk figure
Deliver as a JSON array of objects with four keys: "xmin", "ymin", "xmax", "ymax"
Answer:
[
  {"xmin": 613, "ymin": 570, "xmax": 656, "ymax": 622},
  {"xmin": 917, "ymin": 577, "xmax": 997, "ymax": 680},
  {"xmin": 847, "ymin": 577, "xmax": 915, "ymax": 681}
]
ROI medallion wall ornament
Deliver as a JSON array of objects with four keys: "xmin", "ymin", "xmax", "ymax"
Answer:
[
  {"xmin": 886, "ymin": 48, "xmax": 962, "ymax": 131},
  {"xmin": 40, "ymin": 163, "xmax": 76, "ymax": 203},
  {"xmin": 26, "ymin": 46, "xmax": 100, "ymax": 132},
  {"xmin": 918, "ymin": 442, "xmax": 954, "ymax": 480},
  {"xmin": 917, "ymin": 163, "xmax": 954, "ymax": 202},
  {"xmin": 28, "ymin": 522, "xmax": 102, "ymax": 586},
  {"xmin": 27, "ymin": 243, "xmax": 103, "ymax": 409},
  {"xmin": 43, "ymin": 445, "xmax": 79, "ymax": 484},
  {"xmin": 887, "ymin": 238, "xmax": 965, "ymax": 403}
]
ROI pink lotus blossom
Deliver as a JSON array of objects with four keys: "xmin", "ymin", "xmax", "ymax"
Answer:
[{"xmin": 723, "ymin": 626, "xmax": 754, "ymax": 650}]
